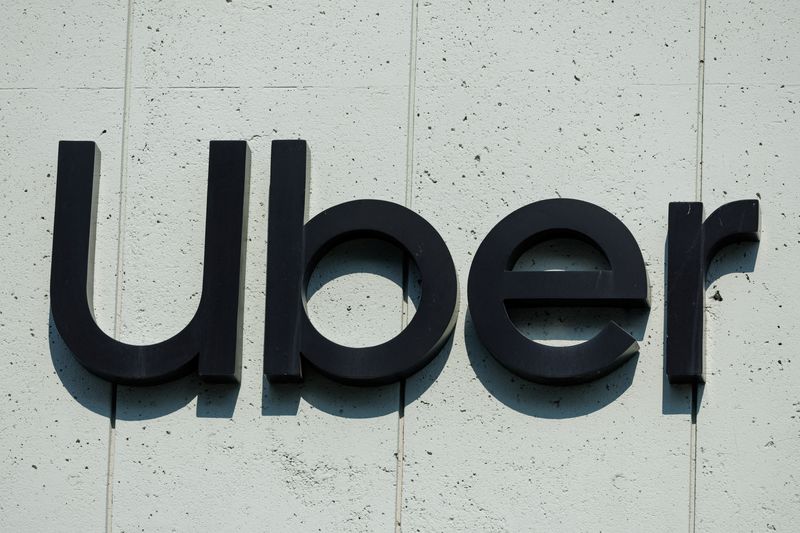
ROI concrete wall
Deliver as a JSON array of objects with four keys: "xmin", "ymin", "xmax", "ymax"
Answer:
[{"xmin": 1, "ymin": 1, "xmax": 797, "ymax": 531}]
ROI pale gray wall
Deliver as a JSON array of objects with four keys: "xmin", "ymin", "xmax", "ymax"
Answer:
[{"xmin": 1, "ymin": 1, "xmax": 798, "ymax": 532}]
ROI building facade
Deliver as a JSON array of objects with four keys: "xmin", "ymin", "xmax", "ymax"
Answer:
[{"xmin": 2, "ymin": 1, "xmax": 798, "ymax": 531}]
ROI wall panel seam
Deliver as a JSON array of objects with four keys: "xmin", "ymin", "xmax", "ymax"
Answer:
[
  {"xmin": 396, "ymin": 1, "xmax": 420, "ymax": 531},
  {"xmin": 105, "ymin": 1, "xmax": 136, "ymax": 531},
  {"xmin": 690, "ymin": 0, "xmax": 709, "ymax": 531}
]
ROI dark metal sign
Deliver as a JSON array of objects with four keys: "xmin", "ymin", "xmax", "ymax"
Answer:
[
  {"xmin": 50, "ymin": 140, "xmax": 759, "ymax": 388},
  {"xmin": 51, "ymin": 141, "xmax": 249, "ymax": 385},
  {"xmin": 264, "ymin": 140, "xmax": 459, "ymax": 385},
  {"xmin": 665, "ymin": 201, "xmax": 760, "ymax": 383},
  {"xmin": 468, "ymin": 199, "xmax": 649, "ymax": 385}
]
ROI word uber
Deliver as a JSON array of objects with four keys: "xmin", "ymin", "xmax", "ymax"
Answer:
[{"xmin": 50, "ymin": 140, "xmax": 760, "ymax": 391}]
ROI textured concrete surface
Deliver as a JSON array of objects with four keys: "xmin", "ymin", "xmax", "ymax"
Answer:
[
  {"xmin": 401, "ymin": 2, "xmax": 697, "ymax": 530},
  {"xmin": 108, "ymin": 2, "xmax": 412, "ymax": 531},
  {"xmin": 110, "ymin": 88, "xmax": 409, "ymax": 532},
  {"xmin": 696, "ymin": 1, "xmax": 800, "ymax": 530},
  {"xmin": 1, "ymin": 2, "xmax": 127, "ymax": 530},
  {"xmin": 0, "ymin": 89, "xmax": 125, "ymax": 532},
  {"xmin": 1, "ymin": 1, "xmax": 798, "ymax": 532}
]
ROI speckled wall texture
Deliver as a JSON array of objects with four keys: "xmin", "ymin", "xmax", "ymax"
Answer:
[{"xmin": 1, "ymin": 1, "xmax": 798, "ymax": 532}]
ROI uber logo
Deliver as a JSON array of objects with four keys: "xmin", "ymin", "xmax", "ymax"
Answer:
[{"xmin": 50, "ymin": 140, "xmax": 759, "ymax": 390}]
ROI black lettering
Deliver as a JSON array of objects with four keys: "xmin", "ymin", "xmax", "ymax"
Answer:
[
  {"xmin": 50, "ymin": 141, "xmax": 250, "ymax": 384},
  {"xmin": 264, "ymin": 140, "xmax": 459, "ymax": 385},
  {"xmin": 665, "ymin": 200, "xmax": 759, "ymax": 384},
  {"xmin": 468, "ymin": 199, "xmax": 649, "ymax": 385}
]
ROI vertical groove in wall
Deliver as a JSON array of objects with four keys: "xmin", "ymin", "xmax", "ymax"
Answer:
[
  {"xmin": 695, "ymin": 0, "xmax": 707, "ymax": 203},
  {"xmin": 394, "ymin": 377, "xmax": 407, "ymax": 533},
  {"xmin": 396, "ymin": 1, "xmax": 419, "ymax": 531},
  {"xmin": 403, "ymin": 0, "xmax": 419, "ymax": 212},
  {"xmin": 104, "ymin": 384, "xmax": 117, "ymax": 532},
  {"xmin": 689, "ymin": 384, "xmax": 699, "ymax": 533},
  {"xmin": 106, "ymin": 1, "xmax": 135, "ymax": 531},
  {"xmin": 690, "ymin": 0, "xmax": 708, "ymax": 531}
]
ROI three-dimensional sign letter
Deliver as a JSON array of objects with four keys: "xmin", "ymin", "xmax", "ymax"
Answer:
[
  {"xmin": 264, "ymin": 140, "xmax": 459, "ymax": 385},
  {"xmin": 51, "ymin": 141, "xmax": 250, "ymax": 384},
  {"xmin": 468, "ymin": 199, "xmax": 649, "ymax": 385},
  {"xmin": 665, "ymin": 200, "xmax": 760, "ymax": 384}
]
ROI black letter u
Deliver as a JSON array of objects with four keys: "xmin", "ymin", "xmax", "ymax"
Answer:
[{"xmin": 50, "ymin": 141, "xmax": 249, "ymax": 385}]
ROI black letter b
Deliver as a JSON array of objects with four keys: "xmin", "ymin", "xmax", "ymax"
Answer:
[{"xmin": 263, "ymin": 140, "xmax": 459, "ymax": 385}]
